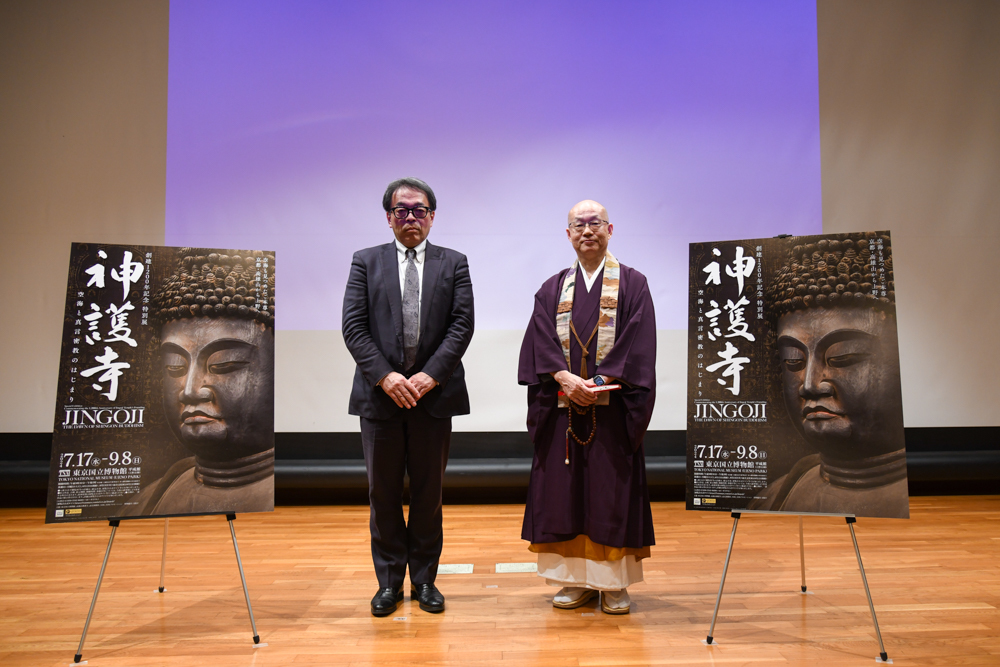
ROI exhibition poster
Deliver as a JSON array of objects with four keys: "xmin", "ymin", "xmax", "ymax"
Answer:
[
  {"xmin": 686, "ymin": 231, "xmax": 908, "ymax": 519},
  {"xmin": 46, "ymin": 243, "xmax": 275, "ymax": 523}
]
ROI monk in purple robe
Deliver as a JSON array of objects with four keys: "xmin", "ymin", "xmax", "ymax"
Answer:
[{"xmin": 518, "ymin": 200, "xmax": 656, "ymax": 614}]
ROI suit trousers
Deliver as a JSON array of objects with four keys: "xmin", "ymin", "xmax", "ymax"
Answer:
[{"xmin": 361, "ymin": 405, "xmax": 451, "ymax": 590}]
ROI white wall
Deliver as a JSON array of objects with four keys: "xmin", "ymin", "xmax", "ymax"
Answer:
[
  {"xmin": 818, "ymin": 0, "xmax": 1000, "ymax": 427},
  {"xmin": 0, "ymin": 1, "xmax": 168, "ymax": 432}
]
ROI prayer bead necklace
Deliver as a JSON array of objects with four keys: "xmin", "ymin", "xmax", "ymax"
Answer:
[{"xmin": 565, "ymin": 402, "xmax": 597, "ymax": 465}]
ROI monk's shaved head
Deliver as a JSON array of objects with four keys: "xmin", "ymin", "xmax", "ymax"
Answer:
[{"xmin": 568, "ymin": 200, "xmax": 609, "ymax": 226}]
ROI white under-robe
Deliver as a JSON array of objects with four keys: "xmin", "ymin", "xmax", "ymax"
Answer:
[{"xmin": 537, "ymin": 553, "xmax": 644, "ymax": 591}]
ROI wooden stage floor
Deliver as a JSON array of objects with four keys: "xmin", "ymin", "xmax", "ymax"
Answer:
[{"xmin": 1, "ymin": 496, "xmax": 998, "ymax": 666}]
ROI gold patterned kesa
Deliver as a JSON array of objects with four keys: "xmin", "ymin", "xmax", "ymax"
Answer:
[
  {"xmin": 555, "ymin": 251, "xmax": 621, "ymax": 376},
  {"xmin": 555, "ymin": 252, "xmax": 623, "ymax": 460}
]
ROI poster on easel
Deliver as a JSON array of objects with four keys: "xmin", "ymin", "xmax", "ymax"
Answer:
[
  {"xmin": 46, "ymin": 243, "xmax": 275, "ymax": 523},
  {"xmin": 685, "ymin": 231, "xmax": 908, "ymax": 519}
]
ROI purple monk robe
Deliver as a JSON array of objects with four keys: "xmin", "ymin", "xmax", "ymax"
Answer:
[{"xmin": 518, "ymin": 264, "xmax": 656, "ymax": 549}]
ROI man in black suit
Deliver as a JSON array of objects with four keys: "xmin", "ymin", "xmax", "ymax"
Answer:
[{"xmin": 342, "ymin": 177, "xmax": 474, "ymax": 617}]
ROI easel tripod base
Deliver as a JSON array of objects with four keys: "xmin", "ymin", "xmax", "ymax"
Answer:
[
  {"xmin": 72, "ymin": 513, "xmax": 261, "ymax": 663},
  {"xmin": 704, "ymin": 511, "xmax": 889, "ymax": 662}
]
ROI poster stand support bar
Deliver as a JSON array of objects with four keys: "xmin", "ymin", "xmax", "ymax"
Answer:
[
  {"xmin": 74, "ymin": 519, "xmax": 119, "ymax": 665},
  {"xmin": 158, "ymin": 518, "xmax": 168, "ymax": 593},
  {"xmin": 227, "ymin": 514, "xmax": 260, "ymax": 645},
  {"xmin": 847, "ymin": 517, "xmax": 888, "ymax": 662},
  {"xmin": 705, "ymin": 511, "xmax": 740, "ymax": 645},
  {"xmin": 798, "ymin": 516, "xmax": 807, "ymax": 593}
]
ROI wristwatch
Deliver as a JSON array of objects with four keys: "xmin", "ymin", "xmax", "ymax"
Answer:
[{"xmin": 593, "ymin": 375, "xmax": 605, "ymax": 386}]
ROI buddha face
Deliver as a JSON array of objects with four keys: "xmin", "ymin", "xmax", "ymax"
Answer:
[
  {"xmin": 776, "ymin": 306, "xmax": 903, "ymax": 460},
  {"xmin": 160, "ymin": 318, "xmax": 274, "ymax": 461}
]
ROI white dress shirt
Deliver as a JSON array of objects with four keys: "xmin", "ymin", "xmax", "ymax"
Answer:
[{"xmin": 395, "ymin": 237, "xmax": 426, "ymax": 313}]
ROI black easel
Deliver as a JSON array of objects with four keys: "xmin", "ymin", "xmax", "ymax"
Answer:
[
  {"xmin": 72, "ymin": 513, "xmax": 261, "ymax": 665},
  {"xmin": 704, "ymin": 511, "xmax": 890, "ymax": 664}
]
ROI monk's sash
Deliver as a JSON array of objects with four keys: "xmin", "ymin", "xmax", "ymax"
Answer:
[{"xmin": 555, "ymin": 252, "xmax": 620, "ymax": 407}]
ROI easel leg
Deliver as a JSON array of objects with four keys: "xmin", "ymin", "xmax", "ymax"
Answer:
[
  {"xmin": 799, "ymin": 515, "xmax": 807, "ymax": 593},
  {"xmin": 74, "ymin": 519, "xmax": 120, "ymax": 664},
  {"xmin": 846, "ymin": 517, "xmax": 889, "ymax": 663},
  {"xmin": 706, "ymin": 512, "xmax": 741, "ymax": 645},
  {"xmin": 226, "ymin": 514, "xmax": 260, "ymax": 645},
  {"xmin": 157, "ymin": 518, "xmax": 169, "ymax": 593}
]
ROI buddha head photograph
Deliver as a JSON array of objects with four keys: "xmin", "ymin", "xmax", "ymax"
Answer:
[
  {"xmin": 121, "ymin": 248, "xmax": 275, "ymax": 517},
  {"xmin": 750, "ymin": 232, "xmax": 909, "ymax": 518}
]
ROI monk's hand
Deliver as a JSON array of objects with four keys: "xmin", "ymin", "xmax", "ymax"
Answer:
[
  {"xmin": 554, "ymin": 370, "xmax": 597, "ymax": 406},
  {"xmin": 410, "ymin": 372, "xmax": 439, "ymax": 399},
  {"xmin": 380, "ymin": 372, "xmax": 421, "ymax": 409}
]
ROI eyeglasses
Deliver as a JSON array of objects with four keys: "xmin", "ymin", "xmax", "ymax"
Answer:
[
  {"xmin": 569, "ymin": 219, "xmax": 609, "ymax": 231},
  {"xmin": 390, "ymin": 206, "xmax": 432, "ymax": 220}
]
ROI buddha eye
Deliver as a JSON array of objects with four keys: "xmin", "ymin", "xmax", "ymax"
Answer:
[
  {"xmin": 825, "ymin": 339, "xmax": 873, "ymax": 368},
  {"xmin": 827, "ymin": 353, "xmax": 869, "ymax": 368},
  {"xmin": 783, "ymin": 359, "xmax": 804, "ymax": 372},
  {"xmin": 208, "ymin": 360, "xmax": 249, "ymax": 375},
  {"xmin": 779, "ymin": 346, "xmax": 805, "ymax": 372},
  {"xmin": 162, "ymin": 352, "xmax": 188, "ymax": 378},
  {"xmin": 165, "ymin": 364, "xmax": 187, "ymax": 378}
]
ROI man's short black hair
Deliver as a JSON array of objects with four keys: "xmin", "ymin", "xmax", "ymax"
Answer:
[{"xmin": 382, "ymin": 177, "xmax": 437, "ymax": 212}]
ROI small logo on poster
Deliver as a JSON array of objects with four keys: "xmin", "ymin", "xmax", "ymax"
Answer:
[{"xmin": 61, "ymin": 406, "xmax": 145, "ymax": 429}]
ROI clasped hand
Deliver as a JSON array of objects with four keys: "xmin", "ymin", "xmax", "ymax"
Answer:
[
  {"xmin": 380, "ymin": 371, "xmax": 438, "ymax": 409},
  {"xmin": 553, "ymin": 370, "xmax": 599, "ymax": 406}
]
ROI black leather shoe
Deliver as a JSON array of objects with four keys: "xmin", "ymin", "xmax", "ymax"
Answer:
[
  {"xmin": 411, "ymin": 583, "xmax": 445, "ymax": 613},
  {"xmin": 371, "ymin": 587, "xmax": 403, "ymax": 617}
]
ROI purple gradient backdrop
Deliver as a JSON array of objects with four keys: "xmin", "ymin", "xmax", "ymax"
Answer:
[{"xmin": 166, "ymin": 0, "xmax": 821, "ymax": 330}]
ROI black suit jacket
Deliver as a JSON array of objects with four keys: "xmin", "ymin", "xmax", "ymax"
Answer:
[{"xmin": 342, "ymin": 241, "xmax": 474, "ymax": 420}]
